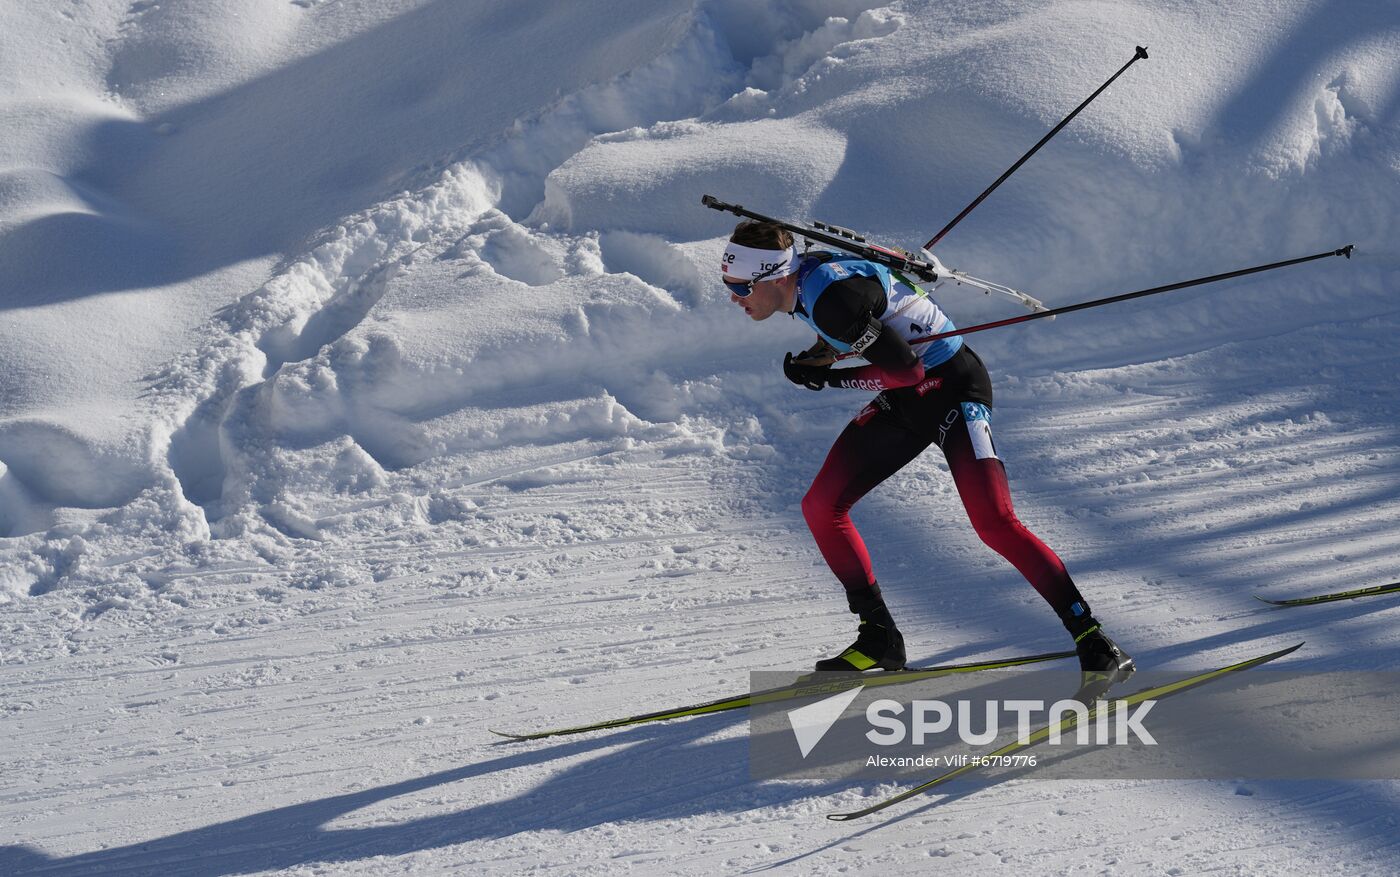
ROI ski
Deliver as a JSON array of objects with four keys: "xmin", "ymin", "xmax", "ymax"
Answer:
[
  {"xmin": 1255, "ymin": 580, "xmax": 1400, "ymax": 607},
  {"xmin": 827, "ymin": 641, "xmax": 1305, "ymax": 821},
  {"xmin": 489, "ymin": 650, "xmax": 1075, "ymax": 741}
]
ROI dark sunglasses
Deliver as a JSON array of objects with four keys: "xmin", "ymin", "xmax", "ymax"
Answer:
[{"xmin": 722, "ymin": 258, "xmax": 789, "ymax": 298}]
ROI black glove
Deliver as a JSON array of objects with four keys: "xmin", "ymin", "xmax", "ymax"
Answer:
[{"xmin": 783, "ymin": 351, "xmax": 830, "ymax": 391}]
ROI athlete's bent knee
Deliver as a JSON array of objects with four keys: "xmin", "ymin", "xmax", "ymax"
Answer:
[{"xmin": 969, "ymin": 510, "xmax": 1023, "ymax": 555}]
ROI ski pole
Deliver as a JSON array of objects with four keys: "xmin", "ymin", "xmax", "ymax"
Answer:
[
  {"xmin": 923, "ymin": 45, "xmax": 1149, "ymax": 251},
  {"xmin": 834, "ymin": 245, "xmax": 1355, "ymax": 360}
]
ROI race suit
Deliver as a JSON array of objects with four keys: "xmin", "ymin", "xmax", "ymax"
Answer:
[{"xmin": 790, "ymin": 252, "xmax": 1089, "ymax": 617}]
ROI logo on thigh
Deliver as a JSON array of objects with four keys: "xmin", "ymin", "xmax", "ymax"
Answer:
[
  {"xmin": 961, "ymin": 402, "xmax": 998, "ymax": 460},
  {"xmin": 936, "ymin": 406, "xmax": 960, "ymax": 448}
]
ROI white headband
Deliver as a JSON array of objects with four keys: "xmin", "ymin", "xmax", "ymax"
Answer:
[{"xmin": 721, "ymin": 242, "xmax": 798, "ymax": 282}]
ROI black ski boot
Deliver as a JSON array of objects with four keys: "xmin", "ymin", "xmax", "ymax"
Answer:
[
  {"xmin": 1072, "ymin": 625, "xmax": 1135, "ymax": 703},
  {"xmin": 1060, "ymin": 600, "xmax": 1134, "ymax": 703},
  {"xmin": 815, "ymin": 587, "xmax": 907, "ymax": 672}
]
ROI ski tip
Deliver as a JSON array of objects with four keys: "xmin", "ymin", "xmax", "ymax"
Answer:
[
  {"xmin": 826, "ymin": 812, "xmax": 860, "ymax": 822},
  {"xmin": 1253, "ymin": 594, "xmax": 1287, "ymax": 606},
  {"xmin": 488, "ymin": 729, "xmax": 534, "ymax": 741}
]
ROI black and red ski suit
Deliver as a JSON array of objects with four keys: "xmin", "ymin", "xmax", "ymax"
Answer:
[{"xmin": 790, "ymin": 254, "xmax": 1090, "ymax": 621}]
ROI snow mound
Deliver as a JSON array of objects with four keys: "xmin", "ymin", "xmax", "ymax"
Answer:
[
  {"xmin": 3, "ymin": 0, "xmax": 1396, "ymax": 598},
  {"xmin": 535, "ymin": 118, "xmax": 849, "ymax": 238}
]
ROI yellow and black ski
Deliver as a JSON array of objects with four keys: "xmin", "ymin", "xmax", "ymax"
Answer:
[
  {"xmin": 1255, "ymin": 580, "xmax": 1400, "ymax": 607},
  {"xmin": 489, "ymin": 650, "xmax": 1075, "ymax": 741},
  {"xmin": 827, "ymin": 641, "xmax": 1304, "ymax": 821}
]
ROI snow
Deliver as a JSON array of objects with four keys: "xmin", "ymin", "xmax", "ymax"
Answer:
[{"xmin": 2, "ymin": 0, "xmax": 1398, "ymax": 874}]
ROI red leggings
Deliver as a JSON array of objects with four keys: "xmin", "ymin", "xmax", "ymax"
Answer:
[{"xmin": 801, "ymin": 395, "xmax": 1084, "ymax": 615}]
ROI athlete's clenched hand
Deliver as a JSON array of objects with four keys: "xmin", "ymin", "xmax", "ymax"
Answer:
[{"xmin": 783, "ymin": 352, "xmax": 830, "ymax": 391}]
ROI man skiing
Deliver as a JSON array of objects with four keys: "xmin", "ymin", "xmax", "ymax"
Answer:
[{"xmin": 720, "ymin": 219, "xmax": 1134, "ymax": 699}]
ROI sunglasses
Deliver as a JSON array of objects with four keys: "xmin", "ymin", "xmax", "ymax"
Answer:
[{"xmin": 723, "ymin": 259, "xmax": 789, "ymax": 298}]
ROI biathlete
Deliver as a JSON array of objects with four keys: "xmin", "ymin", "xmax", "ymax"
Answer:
[{"xmin": 720, "ymin": 219, "xmax": 1135, "ymax": 699}]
